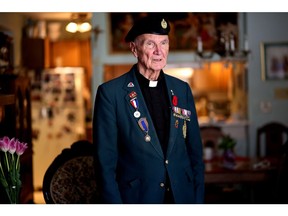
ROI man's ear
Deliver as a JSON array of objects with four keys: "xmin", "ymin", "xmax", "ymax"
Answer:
[{"xmin": 129, "ymin": 42, "xmax": 137, "ymax": 58}]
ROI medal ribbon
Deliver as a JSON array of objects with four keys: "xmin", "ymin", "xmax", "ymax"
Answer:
[
  {"xmin": 138, "ymin": 117, "xmax": 151, "ymax": 142},
  {"xmin": 130, "ymin": 98, "xmax": 139, "ymax": 110},
  {"xmin": 138, "ymin": 117, "xmax": 149, "ymax": 133},
  {"xmin": 172, "ymin": 106, "xmax": 191, "ymax": 121}
]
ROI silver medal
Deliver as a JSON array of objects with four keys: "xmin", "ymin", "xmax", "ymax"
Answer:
[
  {"xmin": 145, "ymin": 134, "xmax": 151, "ymax": 142},
  {"xmin": 134, "ymin": 110, "xmax": 141, "ymax": 118}
]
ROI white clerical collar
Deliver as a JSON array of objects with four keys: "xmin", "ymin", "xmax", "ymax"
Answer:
[{"xmin": 149, "ymin": 80, "xmax": 158, "ymax": 87}]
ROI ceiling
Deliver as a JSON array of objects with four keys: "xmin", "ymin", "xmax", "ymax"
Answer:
[{"xmin": 20, "ymin": 13, "xmax": 93, "ymax": 41}]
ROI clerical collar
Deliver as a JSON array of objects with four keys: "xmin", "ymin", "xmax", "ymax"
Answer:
[
  {"xmin": 136, "ymin": 70, "xmax": 164, "ymax": 88},
  {"xmin": 149, "ymin": 80, "xmax": 158, "ymax": 87}
]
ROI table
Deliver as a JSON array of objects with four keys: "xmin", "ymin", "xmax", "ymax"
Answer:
[
  {"xmin": 204, "ymin": 157, "xmax": 278, "ymax": 203},
  {"xmin": 205, "ymin": 157, "xmax": 277, "ymax": 184}
]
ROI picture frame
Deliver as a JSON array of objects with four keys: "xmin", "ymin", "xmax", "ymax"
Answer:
[
  {"xmin": 261, "ymin": 41, "xmax": 288, "ymax": 80},
  {"xmin": 108, "ymin": 12, "xmax": 239, "ymax": 54}
]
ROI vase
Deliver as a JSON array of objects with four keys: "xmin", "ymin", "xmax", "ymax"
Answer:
[{"xmin": 222, "ymin": 149, "xmax": 236, "ymax": 169}]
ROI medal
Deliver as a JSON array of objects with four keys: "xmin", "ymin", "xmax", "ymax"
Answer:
[
  {"xmin": 127, "ymin": 82, "xmax": 134, "ymax": 87},
  {"xmin": 130, "ymin": 97, "xmax": 141, "ymax": 118},
  {"xmin": 134, "ymin": 110, "xmax": 141, "ymax": 118},
  {"xmin": 175, "ymin": 119, "xmax": 179, "ymax": 128},
  {"xmin": 172, "ymin": 106, "xmax": 191, "ymax": 121},
  {"xmin": 129, "ymin": 91, "xmax": 137, "ymax": 98},
  {"xmin": 183, "ymin": 120, "xmax": 187, "ymax": 139},
  {"xmin": 138, "ymin": 117, "xmax": 151, "ymax": 142},
  {"xmin": 145, "ymin": 134, "xmax": 151, "ymax": 142}
]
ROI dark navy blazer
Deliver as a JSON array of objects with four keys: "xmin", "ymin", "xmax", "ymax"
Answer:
[{"xmin": 93, "ymin": 65, "xmax": 204, "ymax": 204}]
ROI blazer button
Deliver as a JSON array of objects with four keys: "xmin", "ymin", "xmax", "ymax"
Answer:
[
  {"xmin": 165, "ymin": 160, "xmax": 169, "ymax": 165},
  {"xmin": 160, "ymin": 183, "xmax": 165, "ymax": 188}
]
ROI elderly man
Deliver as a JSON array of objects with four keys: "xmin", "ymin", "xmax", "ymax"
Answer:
[{"xmin": 93, "ymin": 15, "xmax": 204, "ymax": 204}]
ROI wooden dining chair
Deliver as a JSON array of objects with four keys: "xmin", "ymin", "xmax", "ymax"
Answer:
[
  {"xmin": 42, "ymin": 140, "xmax": 99, "ymax": 204},
  {"xmin": 256, "ymin": 122, "xmax": 288, "ymax": 159},
  {"xmin": 200, "ymin": 125, "xmax": 225, "ymax": 160},
  {"xmin": 275, "ymin": 139, "xmax": 288, "ymax": 203}
]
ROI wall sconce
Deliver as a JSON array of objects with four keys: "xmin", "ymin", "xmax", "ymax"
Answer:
[{"xmin": 65, "ymin": 13, "xmax": 92, "ymax": 33}]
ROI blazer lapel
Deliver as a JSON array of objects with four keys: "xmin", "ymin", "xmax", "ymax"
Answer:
[{"xmin": 123, "ymin": 70, "xmax": 164, "ymax": 159}]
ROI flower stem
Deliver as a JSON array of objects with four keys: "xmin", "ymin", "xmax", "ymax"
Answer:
[
  {"xmin": 16, "ymin": 155, "xmax": 20, "ymax": 171},
  {"xmin": 5, "ymin": 187, "xmax": 13, "ymax": 203},
  {"xmin": 0, "ymin": 162, "xmax": 5, "ymax": 177},
  {"xmin": 4, "ymin": 152, "xmax": 10, "ymax": 172}
]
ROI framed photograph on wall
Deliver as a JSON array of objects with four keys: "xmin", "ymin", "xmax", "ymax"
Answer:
[
  {"xmin": 261, "ymin": 41, "xmax": 288, "ymax": 80},
  {"xmin": 108, "ymin": 12, "xmax": 239, "ymax": 54}
]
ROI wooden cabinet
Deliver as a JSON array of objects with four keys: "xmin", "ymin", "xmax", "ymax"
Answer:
[
  {"xmin": 50, "ymin": 39, "xmax": 92, "ymax": 92},
  {"xmin": 21, "ymin": 38, "xmax": 92, "ymax": 93},
  {"xmin": 50, "ymin": 40, "xmax": 81, "ymax": 67},
  {"xmin": 21, "ymin": 38, "xmax": 50, "ymax": 69}
]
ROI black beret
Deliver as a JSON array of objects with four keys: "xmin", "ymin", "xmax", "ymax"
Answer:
[{"xmin": 124, "ymin": 16, "xmax": 170, "ymax": 42}]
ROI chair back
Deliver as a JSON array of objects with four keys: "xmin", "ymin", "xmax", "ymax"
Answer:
[
  {"xmin": 200, "ymin": 125, "xmax": 224, "ymax": 160},
  {"xmin": 256, "ymin": 122, "xmax": 288, "ymax": 158},
  {"xmin": 42, "ymin": 140, "xmax": 99, "ymax": 204},
  {"xmin": 275, "ymin": 139, "xmax": 288, "ymax": 203}
]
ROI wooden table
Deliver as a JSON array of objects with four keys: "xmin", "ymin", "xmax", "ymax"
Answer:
[
  {"xmin": 204, "ymin": 157, "xmax": 278, "ymax": 203},
  {"xmin": 205, "ymin": 157, "xmax": 277, "ymax": 184}
]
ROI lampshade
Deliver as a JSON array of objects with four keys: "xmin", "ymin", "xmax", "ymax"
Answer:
[
  {"xmin": 65, "ymin": 22, "xmax": 78, "ymax": 33},
  {"xmin": 65, "ymin": 13, "xmax": 92, "ymax": 33},
  {"xmin": 78, "ymin": 22, "xmax": 92, "ymax": 33}
]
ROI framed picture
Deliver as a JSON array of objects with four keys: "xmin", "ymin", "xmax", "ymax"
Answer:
[
  {"xmin": 261, "ymin": 41, "xmax": 288, "ymax": 80},
  {"xmin": 108, "ymin": 12, "xmax": 238, "ymax": 53}
]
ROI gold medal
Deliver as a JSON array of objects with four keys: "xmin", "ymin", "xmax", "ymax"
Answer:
[{"xmin": 183, "ymin": 120, "xmax": 187, "ymax": 139}]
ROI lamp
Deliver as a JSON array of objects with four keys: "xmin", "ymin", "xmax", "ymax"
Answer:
[{"xmin": 65, "ymin": 13, "xmax": 92, "ymax": 33}]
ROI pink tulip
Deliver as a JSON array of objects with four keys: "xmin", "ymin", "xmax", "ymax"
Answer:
[
  {"xmin": 16, "ymin": 141, "xmax": 28, "ymax": 156},
  {"xmin": 0, "ymin": 136, "xmax": 10, "ymax": 152},
  {"xmin": 0, "ymin": 136, "xmax": 28, "ymax": 204},
  {"xmin": 0, "ymin": 136, "xmax": 28, "ymax": 155},
  {"xmin": 8, "ymin": 138, "xmax": 17, "ymax": 154}
]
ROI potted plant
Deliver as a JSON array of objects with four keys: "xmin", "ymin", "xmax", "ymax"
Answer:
[{"xmin": 218, "ymin": 135, "xmax": 237, "ymax": 169}]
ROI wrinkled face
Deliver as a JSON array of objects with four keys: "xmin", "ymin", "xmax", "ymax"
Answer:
[{"xmin": 130, "ymin": 34, "xmax": 169, "ymax": 73}]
